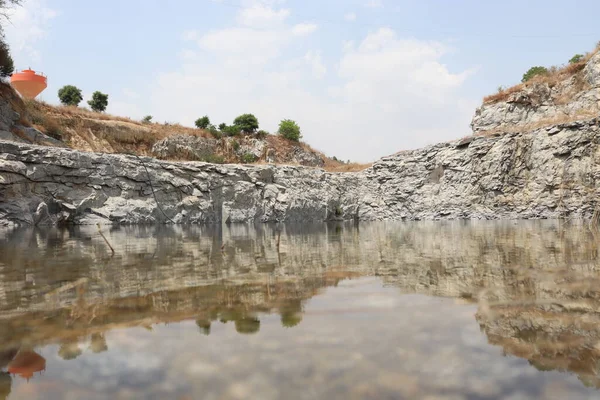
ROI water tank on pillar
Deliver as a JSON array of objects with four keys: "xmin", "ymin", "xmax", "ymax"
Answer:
[{"xmin": 10, "ymin": 69, "xmax": 48, "ymax": 99}]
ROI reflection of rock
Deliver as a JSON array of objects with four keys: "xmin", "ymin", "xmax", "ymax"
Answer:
[{"xmin": 1, "ymin": 221, "xmax": 600, "ymax": 386}]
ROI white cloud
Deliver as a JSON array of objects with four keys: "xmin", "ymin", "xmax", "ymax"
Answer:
[
  {"xmin": 4, "ymin": 0, "xmax": 57, "ymax": 64},
  {"xmin": 304, "ymin": 51, "xmax": 326, "ymax": 79},
  {"xmin": 237, "ymin": 4, "xmax": 290, "ymax": 27},
  {"xmin": 344, "ymin": 12, "xmax": 357, "ymax": 22},
  {"xmin": 365, "ymin": 0, "xmax": 383, "ymax": 8},
  {"xmin": 292, "ymin": 23, "xmax": 318, "ymax": 36},
  {"xmin": 149, "ymin": 6, "xmax": 476, "ymax": 162}
]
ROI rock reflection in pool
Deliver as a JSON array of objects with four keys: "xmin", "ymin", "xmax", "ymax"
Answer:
[{"xmin": 0, "ymin": 221, "xmax": 600, "ymax": 399}]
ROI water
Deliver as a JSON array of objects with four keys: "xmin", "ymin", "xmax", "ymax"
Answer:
[{"xmin": 0, "ymin": 221, "xmax": 599, "ymax": 399}]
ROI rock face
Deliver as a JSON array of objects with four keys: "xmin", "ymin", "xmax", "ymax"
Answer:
[
  {"xmin": 2, "ymin": 114, "xmax": 600, "ymax": 226},
  {"xmin": 471, "ymin": 52, "xmax": 600, "ymax": 133},
  {"xmin": 152, "ymin": 134, "xmax": 219, "ymax": 161}
]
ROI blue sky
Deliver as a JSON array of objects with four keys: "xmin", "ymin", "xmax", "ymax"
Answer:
[{"xmin": 5, "ymin": 0, "xmax": 600, "ymax": 161}]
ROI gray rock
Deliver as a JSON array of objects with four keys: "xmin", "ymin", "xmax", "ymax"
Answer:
[
  {"xmin": 1, "ymin": 114, "xmax": 600, "ymax": 226},
  {"xmin": 152, "ymin": 134, "xmax": 218, "ymax": 161}
]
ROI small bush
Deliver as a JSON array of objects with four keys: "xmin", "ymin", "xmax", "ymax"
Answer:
[
  {"xmin": 256, "ymin": 129, "xmax": 268, "ymax": 139},
  {"xmin": 142, "ymin": 115, "xmax": 153, "ymax": 123},
  {"xmin": 58, "ymin": 85, "xmax": 83, "ymax": 106},
  {"xmin": 202, "ymin": 154, "xmax": 225, "ymax": 164},
  {"xmin": 195, "ymin": 115, "xmax": 210, "ymax": 129},
  {"xmin": 231, "ymin": 139, "xmax": 240, "ymax": 151},
  {"xmin": 218, "ymin": 122, "xmax": 227, "ymax": 131},
  {"xmin": 223, "ymin": 125, "xmax": 241, "ymax": 137},
  {"xmin": 278, "ymin": 119, "xmax": 302, "ymax": 141},
  {"xmin": 522, "ymin": 66, "xmax": 548, "ymax": 83},
  {"xmin": 233, "ymin": 113, "xmax": 259, "ymax": 133},
  {"xmin": 87, "ymin": 91, "xmax": 108, "ymax": 112},
  {"xmin": 207, "ymin": 124, "xmax": 222, "ymax": 139},
  {"xmin": 241, "ymin": 153, "xmax": 257, "ymax": 163},
  {"xmin": 569, "ymin": 54, "xmax": 584, "ymax": 64}
]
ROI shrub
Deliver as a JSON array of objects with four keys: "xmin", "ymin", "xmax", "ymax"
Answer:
[
  {"xmin": 256, "ymin": 129, "xmax": 268, "ymax": 139},
  {"xmin": 202, "ymin": 154, "xmax": 225, "ymax": 164},
  {"xmin": 207, "ymin": 124, "xmax": 222, "ymax": 139},
  {"xmin": 522, "ymin": 66, "xmax": 548, "ymax": 83},
  {"xmin": 278, "ymin": 119, "xmax": 302, "ymax": 141},
  {"xmin": 195, "ymin": 115, "xmax": 210, "ymax": 129},
  {"xmin": 87, "ymin": 91, "xmax": 108, "ymax": 112},
  {"xmin": 569, "ymin": 54, "xmax": 584, "ymax": 64},
  {"xmin": 233, "ymin": 113, "xmax": 259, "ymax": 133},
  {"xmin": 58, "ymin": 85, "xmax": 83, "ymax": 106},
  {"xmin": 231, "ymin": 139, "xmax": 240, "ymax": 152},
  {"xmin": 218, "ymin": 122, "xmax": 228, "ymax": 131},
  {"xmin": 142, "ymin": 115, "xmax": 153, "ymax": 123},
  {"xmin": 241, "ymin": 153, "xmax": 257, "ymax": 163},
  {"xmin": 223, "ymin": 125, "xmax": 241, "ymax": 137}
]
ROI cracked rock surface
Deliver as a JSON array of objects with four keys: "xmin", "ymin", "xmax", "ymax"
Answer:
[{"xmin": 2, "ymin": 115, "xmax": 600, "ymax": 226}]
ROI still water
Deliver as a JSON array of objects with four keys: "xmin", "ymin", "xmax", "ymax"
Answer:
[{"xmin": 0, "ymin": 221, "xmax": 600, "ymax": 399}]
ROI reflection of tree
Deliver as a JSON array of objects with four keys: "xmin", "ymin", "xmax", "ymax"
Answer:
[
  {"xmin": 279, "ymin": 299, "xmax": 303, "ymax": 328},
  {"xmin": 196, "ymin": 319, "xmax": 211, "ymax": 336},
  {"xmin": 0, "ymin": 373, "xmax": 10, "ymax": 400},
  {"xmin": 235, "ymin": 317, "xmax": 260, "ymax": 335},
  {"xmin": 58, "ymin": 340, "xmax": 82, "ymax": 360},
  {"xmin": 90, "ymin": 333, "xmax": 108, "ymax": 353}
]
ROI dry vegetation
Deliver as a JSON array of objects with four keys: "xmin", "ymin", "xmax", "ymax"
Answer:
[
  {"xmin": 483, "ymin": 47, "xmax": 597, "ymax": 104},
  {"xmin": 10, "ymin": 95, "xmax": 364, "ymax": 171},
  {"xmin": 22, "ymin": 98, "xmax": 212, "ymax": 155}
]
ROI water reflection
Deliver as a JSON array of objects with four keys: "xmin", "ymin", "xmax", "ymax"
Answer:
[{"xmin": 0, "ymin": 221, "xmax": 600, "ymax": 398}]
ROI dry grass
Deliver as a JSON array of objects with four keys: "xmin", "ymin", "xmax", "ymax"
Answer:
[
  {"xmin": 22, "ymin": 98, "xmax": 212, "ymax": 155},
  {"xmin": 475, "ymin": 110, "xmax": 599, "ymax": 137},
  {"xmin": 322, "ymin": 161, "xmax": 372, "ymax": 172},
  {"xmin": 483, "ymin": 48, "xmax": 597, "ymax": 104}
]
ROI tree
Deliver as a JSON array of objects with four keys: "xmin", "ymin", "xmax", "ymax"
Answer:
[
  {"xmin": 58, "ymin": 85, "xmax": 83, "ymax": 106},
  {"xmin": 142, "ymin": 115, "xmax": 153, "ymax": 123},
  {"xmin": 522, "ymin": 66, "xmax": 548, "ymax": 83},
  {"xmin": 87, "ymin": 91, "xmax": 108, "ymax": 112},
  {"xmin": 278, "ymin": 119, "xmax": 302, "ymax": 141},
  {"xmin": 218, "ymin": 122, "xmax": 228, "ymax": 131},
  {"xmin": 0, "ymin": 40, "xmax": 13, "ymax": 77},
  {"xmin": 569, "ymin": 54, "xmax": 584, "ymax": 64},
  {"xmin": 195, "ymin": 115, "xmax": 210, "ymax": 129},
  {"xmin": 233, "ymin": 113, "xmax": 259, "ymax": 133}
]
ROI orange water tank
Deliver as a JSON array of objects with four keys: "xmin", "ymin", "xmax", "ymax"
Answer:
[{"xmin": 10, "ymin": 69, "xmax": 47, "ymax": 99}]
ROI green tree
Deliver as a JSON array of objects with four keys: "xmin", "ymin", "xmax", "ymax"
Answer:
[
  {"xmin": 87, "ymin": 91, "xmax": 108, "ymax": 112},
  {"xmin": 235, "ymin": 317, "xmax": 260, "ymax": 334},
  {"xmin": 0, "ymin": 40, "xmax": 13, "ymax": 77},
  {"xmin": 233, "ymin": 113, "xmax": 259, "ymax": 133},
  {"xmin": 142, "ymin": 115, "xmax": 153, "ymax": 123},
  {"xmin": 58, "ymin": 85, "xmax": 83, "ymax": 106},
  {"xmin": 278, "ymin": 119, "xmax": 302, "ymax": 141},
  {"xmin": 218, "ymin": 122, "xmax": 228, "ymax": 131},
  {"xmin": 195, "ymin": 115, "xmax": 210, "ymax": 129},
  {"xmin": 569, "ymin": 54, "xmax": 584, "ymax": 64},
  {"xmin": 522, "ymin": 66, "xmax": 548, "ymax": 83}
]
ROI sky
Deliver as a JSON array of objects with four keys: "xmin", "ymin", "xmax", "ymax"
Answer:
[{"xmin": 3, "ymin": 0, "xmax": 600, "ymax": 162}]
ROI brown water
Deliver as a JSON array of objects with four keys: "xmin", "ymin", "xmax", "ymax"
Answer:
[{"xmin": 1, "ymin": 221, "xmax": 600, "ymax": 399}]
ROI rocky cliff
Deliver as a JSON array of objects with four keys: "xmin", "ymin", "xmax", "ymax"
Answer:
[
  {"xmin": 2, "ymin": 111, "xmax": 600, "ymax": 226},
  {"xmin": 471, "ymin": 51, "xmax": 600, "ymax": 134}
]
